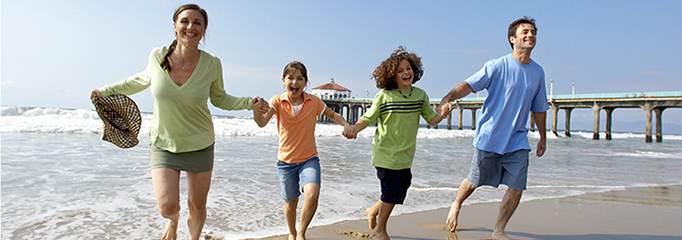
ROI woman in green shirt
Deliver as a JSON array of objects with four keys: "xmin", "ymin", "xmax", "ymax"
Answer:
[{"xmin": 90, "ymin": 4, "xmax": 267, "ymax": 240}]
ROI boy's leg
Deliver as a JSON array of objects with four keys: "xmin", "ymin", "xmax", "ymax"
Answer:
[
  {"xmin": 374, "ymin": 200, "xmax": 395, "ymax": 240},
  {"xmin": 297, "ymin": 183, "xmax": 320, "ymax": 240},
  {"xmin": 284, "ymin": 198, "xmax": 299, "ymax": 240},
  {"xmin": 446, "ymin": 178, "xmax": 477, "ymax": 232},
  {"xmin": 365, "ymin": 200, "xmax": 381, "ymax": 230}
]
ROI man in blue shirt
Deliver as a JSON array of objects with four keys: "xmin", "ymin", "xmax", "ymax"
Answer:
[{"xmin": 438, "ymin": 16, "xmax": 548, "ymax": 240}]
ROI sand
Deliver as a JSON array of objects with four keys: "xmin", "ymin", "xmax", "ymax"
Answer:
[{"xmin": 249, "ymin": 185, "xmax": 682, "ymax": 240}]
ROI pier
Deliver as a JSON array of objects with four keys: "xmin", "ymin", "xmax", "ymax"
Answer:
[{"xmin": 320, "ymin": 91, "xmax": 682, "ymax": 143}]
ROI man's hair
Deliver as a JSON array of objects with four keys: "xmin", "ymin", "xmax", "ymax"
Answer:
[{"xmin": 507, "ymin": 16, "xmax": 537, "ymax": 50}]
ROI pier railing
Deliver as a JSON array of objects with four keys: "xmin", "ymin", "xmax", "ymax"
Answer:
[{"xmin": 321, "ymin": 91, "xmax": 682, "ymax": 143}]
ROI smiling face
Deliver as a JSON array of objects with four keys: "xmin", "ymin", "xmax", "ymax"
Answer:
[
  {"xmin": 394, "ymin": 59, "xmax": 414, "ymax": 90},
  {"xmin": 282, "ymin": 69, "xmax": 307, "ymax": 101},
  {"xmin": 173, "ymin": 9, "xmax": 206, "ymax": 47},
  {"xmin": 510, "ymin": 23, "xmax": 536, "ymax": 51}
]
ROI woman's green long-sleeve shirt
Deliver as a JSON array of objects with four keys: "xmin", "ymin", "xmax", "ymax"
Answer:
[{"xmin": 99, "ymin": 46, "xmax": 253, "ymax": 153}]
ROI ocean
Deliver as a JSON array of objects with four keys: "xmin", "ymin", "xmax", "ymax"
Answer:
[{"xmin": 2, "ymin": 106, "xmax": 682, "ymax": 239}]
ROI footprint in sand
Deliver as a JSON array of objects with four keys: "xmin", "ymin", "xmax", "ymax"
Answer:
[{"xmin": 335, "ymin": 230, "xmax": 373, "ymax": 239}]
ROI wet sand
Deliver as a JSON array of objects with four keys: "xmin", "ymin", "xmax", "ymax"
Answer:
[{"xmin": 250, "ymin": 185, "xmax": 682, "ymax": 240}]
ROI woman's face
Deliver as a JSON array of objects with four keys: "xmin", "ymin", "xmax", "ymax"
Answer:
[{"xmin": 173, "ymin": 9, "xmax": 206, "ymax": 46}]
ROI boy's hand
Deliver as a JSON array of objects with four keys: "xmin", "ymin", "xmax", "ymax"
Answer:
[
  {"xmin": 438, "ymin": 102, "xmax": 453, "ymax": 118},
  {"xmin": 342, "ymin": 126, "xmax": 357, "ymax": 139}
]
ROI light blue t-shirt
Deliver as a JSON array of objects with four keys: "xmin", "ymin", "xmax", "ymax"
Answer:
[{"xmin": 465, "ymin": 53, "xmax": 549, "ymax": 154}]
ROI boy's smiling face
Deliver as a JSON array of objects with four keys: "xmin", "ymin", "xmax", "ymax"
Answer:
[
  {"xmin": 395, "ymin": 59, "xmax": 413, "ymax": 90},
  {"xmin": 282, "ymin": 69, "xmax": 307, "ymax": 101}
]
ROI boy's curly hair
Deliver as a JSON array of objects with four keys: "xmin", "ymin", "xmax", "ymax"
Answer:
[{"xmin": 372, "ymin": 46, "xmax": 424, "ymax": 90}]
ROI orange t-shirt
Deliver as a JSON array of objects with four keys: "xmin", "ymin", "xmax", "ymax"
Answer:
[{"xmin": 269, "ymin": 92, "xmax": 326, "ymax": 164}]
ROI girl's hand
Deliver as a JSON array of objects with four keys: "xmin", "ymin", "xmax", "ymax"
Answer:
[{"xmin": 342, "ymin": 126, "xmax": 357, "ymax": 139}]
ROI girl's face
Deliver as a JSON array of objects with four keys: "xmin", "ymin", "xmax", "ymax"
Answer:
[
  {"xmin": 282, "ymin": 69, "xmax": 307, "ymax": 100},
  {"xmin": 173, "ymin": 9, "xmax": 206, "ymax": 46},
  {"xmin": 395, "ymin": 59, "xmax": 413, "ymax": 90}
]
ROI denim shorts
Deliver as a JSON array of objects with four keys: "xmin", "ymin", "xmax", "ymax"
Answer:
[
  {"xmin": 277, "ymin": 156, "xmax": 321, "ymax": 201},
  {"xmin": 376, "ymin": 167, "xmax": 412, "ymax": 205},
  {"xmin": 467, "ymin": 148, "xmax": 529, "ymax": 190}
]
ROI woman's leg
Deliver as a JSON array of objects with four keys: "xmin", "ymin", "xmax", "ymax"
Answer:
[
  {"xmin": 152, "ymin": 168, "xmax": 181, "ymax": 240},
  {"xmin": 186, "ymin": 170, "xmax": 212, "ymax": 240}
]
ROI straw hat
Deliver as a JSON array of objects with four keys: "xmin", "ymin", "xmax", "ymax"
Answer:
[{"xmin": 92, "ymin": 94, "xmax": 141, "ymax": 148}]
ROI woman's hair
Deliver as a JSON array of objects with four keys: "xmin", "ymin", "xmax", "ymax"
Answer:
[
  {"xmin": 372, "ymin": 46, "xmax": 423, "ymax": 90},
  {"xmin": 160, "ymin": 4, "xmax": 209, "ymax": 72},
  {"xmin": 282, "ymin": 61, "xmax": 309, "ymax": 82}
]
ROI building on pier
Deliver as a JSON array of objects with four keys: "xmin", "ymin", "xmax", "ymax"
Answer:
[{"xmin": 311, "ymin": 78, "xmax": 351, "ymax": 100}]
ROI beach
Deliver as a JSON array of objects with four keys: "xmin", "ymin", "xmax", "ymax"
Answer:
[
  {"xmin": 255, "ymin": 185, "xmax": 682, "ymax": 240},
  {"xmin": 2, "ymin": 106, "xmax": 682, "ymax": 239}
]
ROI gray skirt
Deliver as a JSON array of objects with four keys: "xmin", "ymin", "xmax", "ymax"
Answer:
[{"xmin": 150, "ymin": 143, "xmax": 214, "ymax": 172}]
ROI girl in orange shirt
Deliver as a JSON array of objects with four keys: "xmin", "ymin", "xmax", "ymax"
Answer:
[{"xmin": 253, "ymin": 61, "xmax": 355, "ymax": 240}]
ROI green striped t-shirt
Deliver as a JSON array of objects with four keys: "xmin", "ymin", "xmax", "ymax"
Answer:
[{"xmin": 361, "ymin": 86, "xmax": 437, "ymax": 170}]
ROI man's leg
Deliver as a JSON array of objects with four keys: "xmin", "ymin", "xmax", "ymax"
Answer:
[
  {"xmin": 446, "ymin": 178, "xmax": 477, "ymax": 232},
  {"xmin": 491, "ymin": 187, "xmax": 522, "ymax": 240}
]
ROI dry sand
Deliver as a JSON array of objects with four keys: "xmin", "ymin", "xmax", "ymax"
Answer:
[{"xmin": 249, "ymin": 184, "xmax": 682, "ymax": 240}]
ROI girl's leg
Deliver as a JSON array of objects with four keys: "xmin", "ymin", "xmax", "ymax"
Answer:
[
  {"xmin": 284, "ymin": 198, "xmax": 299, "ymax": 240},
  {"xmin": 297, "ymin": 183, "xmax": 320, "ymax": 240},
  {"xmin": 186, "ymin": 170, "xmax": 212, "ymax": 240},
  {"xmin": 151, "ymin": 168, "xmax": 182, "ymax": 240}
]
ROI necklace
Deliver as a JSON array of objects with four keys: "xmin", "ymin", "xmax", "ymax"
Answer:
[{"xmin": 398, "ymin": 87, "xmax": 413, "ymax": 98}]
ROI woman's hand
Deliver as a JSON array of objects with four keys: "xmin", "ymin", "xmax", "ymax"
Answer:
[{"xmin": 90, "ymin": 89, "xmax": 102, "ymax": 100}]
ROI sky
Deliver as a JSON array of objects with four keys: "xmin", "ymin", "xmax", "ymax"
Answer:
[{"xmin": 2, "ymin": 0, "xmax": 682, "ymax": 133}]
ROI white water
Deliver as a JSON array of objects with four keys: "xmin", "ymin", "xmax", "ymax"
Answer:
[{"xmin": 2, "ymin": 106, "xmax": 682, "ymax": 239}]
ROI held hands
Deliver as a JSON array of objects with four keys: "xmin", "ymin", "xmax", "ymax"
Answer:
[
  {"xmin": 438, "ymin": 101, "xmax": 453, "ymax": 118},
  {"xmin": 342, "ymin": 125, "xmax": 357, "ymax": 139},
  {"xmin": 252, "ymin": 97, "xmax": 270, "ymax": 115}
]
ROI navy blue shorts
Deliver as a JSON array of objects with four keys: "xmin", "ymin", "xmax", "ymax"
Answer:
[{"xmin": 375, "ymin": 167, "xmax": 412, "ymax": 205}]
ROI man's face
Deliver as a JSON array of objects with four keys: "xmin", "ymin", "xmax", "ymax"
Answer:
[{"xmin": 510, "ymin": 23, "xmax": 537, "ymax": 50}]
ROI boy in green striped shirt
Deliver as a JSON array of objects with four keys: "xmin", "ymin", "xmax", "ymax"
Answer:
[{"xmin": 347, "ymin": 46, "xmax": 445, "ymax": 240}]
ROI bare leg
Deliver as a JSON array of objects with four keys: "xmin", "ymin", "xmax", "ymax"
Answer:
[
  {"xmin": 296, "ymin": 183, "xmax": 320, "ymax": 240},
  {"xmin": 373, "ymin": 201, "xmax": 395, "ymax": 240},
  {"xmin": 186, "ymin": 170, "xmax": 212, "ymax": 240},
  {"xmin": 284, "ymin": 198, "xmax": 299, "ymax": 240},
  {"xmin": 446, "ymin": 178, "xmax": 477, "ymax": 232},
  {"xmin": 152, "ymin": 168, "xmax": 181, "ymax": 240},
  {"xmin": 365, "ymin": 200, "xmax": 381, "ymax": 231},
  {"xmin": 491, "ymin": 188, "xmax": 522, "ymax": 240}
]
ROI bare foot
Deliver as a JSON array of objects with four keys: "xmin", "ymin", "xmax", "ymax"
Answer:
[
  {"xmin": 365, "ymin": 208, "xmax": 377, "ymax": 231},
  {"xmin": 491, "ymin": 231, "xmax": 511, "ymax": 240},
  {"xmin": 445, "ymin": 204, "xmax": 460, "ymax": 232},
  {"xmin": 161, "ymin": 220, "xmax": 178, "ymax": 240},
  {"xmin": 373, "ymin": 226, "xmax": 389, "ymax": 240},
  {"xmin": 295, "ymin": 235, "xmax": 306, "ymax": 240},
  {"xmin": 287, "ymin": 233, "xmax": 296, "ymax": 240}
]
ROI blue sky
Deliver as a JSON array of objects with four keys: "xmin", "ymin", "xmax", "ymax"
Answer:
[{"xmin": 3, "ymin": 0, "xmax": 682, "ymax": 133}]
